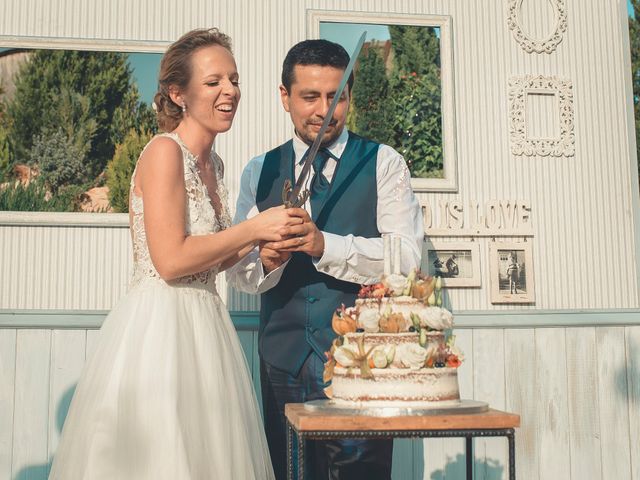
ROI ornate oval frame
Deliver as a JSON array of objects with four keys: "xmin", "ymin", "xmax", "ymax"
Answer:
[{"xmin": 507, "ymin": 0, "xmax": 567, "ymax": 54}]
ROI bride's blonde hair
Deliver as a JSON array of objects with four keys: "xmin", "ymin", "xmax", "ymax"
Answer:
[{"xmin": 153, "ymin": 28, "xmax": 233, "ymax": 132}]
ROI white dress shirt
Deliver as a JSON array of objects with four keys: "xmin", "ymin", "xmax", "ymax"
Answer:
[{"xmin": 226, "ymin": 129, "xmax": 424, "ymax": 294}]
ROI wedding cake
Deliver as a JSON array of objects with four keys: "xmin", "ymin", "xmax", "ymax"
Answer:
[{"xmin": 323, "ymin": 239, "xmax": 463, "ymax": 405}]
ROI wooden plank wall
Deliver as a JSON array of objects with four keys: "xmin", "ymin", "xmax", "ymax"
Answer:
[
  {"xmin": 2, "ymin": 0, "xmax": 640, "ymax": 314},
  {"xmin": 1, "ymin": 325, "xmax": 638, "ymax": 480}
]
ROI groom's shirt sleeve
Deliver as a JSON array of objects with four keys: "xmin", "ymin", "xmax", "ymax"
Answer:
[
  {"xmin": 225, "ymin": 154, "xmax": 289, "ymax": 294},
  {"xmin": 313, "ymin": 144, "xmax": 424, "ymax": 285}
]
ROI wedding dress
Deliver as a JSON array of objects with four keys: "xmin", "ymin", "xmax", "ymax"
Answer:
[{"xmin": 49, "ymin": 133, "xmax": 275, "ymax": 479}]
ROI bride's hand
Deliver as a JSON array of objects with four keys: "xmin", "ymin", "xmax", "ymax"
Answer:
[{"xmin": 250, "ymin": 206, "xmax": 306, "ymax": 242}]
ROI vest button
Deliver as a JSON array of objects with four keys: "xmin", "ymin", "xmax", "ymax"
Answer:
[{"xmin": 307, "ymin": 296, "xmax": 318, "ymax": 303}]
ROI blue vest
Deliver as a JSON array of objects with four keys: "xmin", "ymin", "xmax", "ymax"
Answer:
[{"xmin": 256, "ymin": 132, "xmax": 381, "ymax": 376}]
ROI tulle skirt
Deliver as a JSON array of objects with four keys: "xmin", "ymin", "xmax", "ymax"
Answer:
[{"xmin": 49, "ymin": 279, "xmax": 275, "ymax": 480}]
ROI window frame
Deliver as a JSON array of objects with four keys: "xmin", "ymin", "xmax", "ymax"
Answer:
[
  {"xmin": 0, "ymin": 35, "xmax": 168, "ymax": 226},
  {"xmin": 307, "ymin": 10, "xmax": 459, "ymax": 192}
]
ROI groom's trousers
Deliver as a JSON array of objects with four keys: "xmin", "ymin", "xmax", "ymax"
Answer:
[{"xmin": 261, "ymin": 353, "xmax": 393, "ymax": 480}]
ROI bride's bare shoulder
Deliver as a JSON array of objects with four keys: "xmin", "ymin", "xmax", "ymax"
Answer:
[
  {"xmin": 138, "ymin": 135, "xmax": 183, "ymax": 172},
  {"xmin": 136, "ymin": 135, "xmax": 185, "ymax": 190},
  {"xmin": 140, "ymin": 135, "xmax": 182, "ymax": 163}
]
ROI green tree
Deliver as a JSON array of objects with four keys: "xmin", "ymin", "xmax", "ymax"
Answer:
[
  {"xmin": 0, "ymin": 180, "xmax": 82, "ymax": 212},
  {"xmin": 106, "ymin": 129, "xmax": 153, "ymax": 213},
  {"xmin": 348, "ymin": 26, "xmax": 443, "ymax": 178},
  {"xmin": 630, "ymin": 1, "xmax": 640, "ymax": 182},
  {"xmin": 7, "ymin": 49, "xmax": 132, "ymax": 177},
  {"xmin": 0, "ymin": 82, "xmax": 12, "ymax": 182},
  {"xmin": 0, "ymin": 81, "xmax": 5, "ymax": 121},
  {"xmin": 0, "ymin": 181, "xmax": 51, "ymax": 211},
  {"xmin": 110, "ymin": 83, "xmax": 157, "ymax": 148},
  {"xmin": 389, "ymin": 71, "xmax": 443, "ymax": 177},
  {"xmin": 55, "ymin": 87, "xmax": 98, "ymax": 159},
  {"xmin": 350, "ymin": 47, "xmax": 393, "ymax": 145},
  {"xmin": 28, "ymin": 128, "xmax": 88, "ymax": 194},
  {"xmin": 388, "ymin": 25, "xmax": 443, "ymax": 177},
  {"xmin": 0, "ymin": 80, "xmax": 6, "ymax": 118},
  {"xmin": 0, "ymin": 127, "xmax": 12, "ymax": 183},
  {"xmin": 388, "ymin": 25, "xmax": 440, "ymax": 75}
]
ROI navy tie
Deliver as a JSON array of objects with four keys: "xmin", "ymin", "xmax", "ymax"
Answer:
[{"xmin": 310, "ymin": 148, "xmax": 331, "ymax": 215}]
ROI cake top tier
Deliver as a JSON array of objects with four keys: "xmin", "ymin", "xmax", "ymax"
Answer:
[
  {"xmin": 333, "ymin": 269, "xmax": 452, "ymax": 336},
  {"xmin": 357, "ymin": 269, "xmax": 441, "ymax": 303}
]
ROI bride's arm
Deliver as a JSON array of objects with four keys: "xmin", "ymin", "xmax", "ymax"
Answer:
[
  {"xmin": 217, "ymin": 243, "xmax": 256, "ymax": 272},
  {"xmin": 137, "ymin": 137, "xmax": 298, "ymax": 281}
]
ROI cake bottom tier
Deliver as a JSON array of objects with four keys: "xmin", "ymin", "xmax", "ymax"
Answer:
[{"xmin": 331, "ymin": 367, "xmax": 460, "ymax": 403}]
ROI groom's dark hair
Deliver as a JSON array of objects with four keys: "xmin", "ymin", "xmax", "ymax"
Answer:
[{"xmin": 281, "ymin": 39, "xmax": 354, "ymax": 93}]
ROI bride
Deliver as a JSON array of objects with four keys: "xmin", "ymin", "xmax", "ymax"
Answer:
[{"xmin": 49, "ymin": 28, "xmax": 303, "ymax": 479}]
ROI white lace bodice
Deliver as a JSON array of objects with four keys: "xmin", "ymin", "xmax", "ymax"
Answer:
[{"xmin": 128, "ymin": 132, "xmax": 232, "ymax": 291}]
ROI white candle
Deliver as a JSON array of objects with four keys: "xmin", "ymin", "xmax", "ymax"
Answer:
[
  {"xmin": 393, "ymin": 236, "xmax": 402, "ymax": 274},
  {"xmin": 383, "ymin": 235, "xmax": 391, "ymax": 277}
]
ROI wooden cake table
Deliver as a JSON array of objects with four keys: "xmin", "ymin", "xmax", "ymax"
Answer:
[{"xmin": 285, "ymin": 401, "xmax": 520, "ymax": 480}]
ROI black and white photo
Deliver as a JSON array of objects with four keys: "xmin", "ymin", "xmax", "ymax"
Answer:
[
  {"xmin": 489, "ymin": 241, "xmax": 535, "ymax": 303},
  {"xmin": 423, "ymin": 241, "xmax": 481, "ymax": 287}
]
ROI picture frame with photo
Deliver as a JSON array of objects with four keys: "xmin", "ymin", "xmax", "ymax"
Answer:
[
  {"xmin": 489, "ymin": 241, "xmax": 535, "ymax": 304},
  {"xmin": 422, "ymin": 240, "xmax": 481, "ymax": 287}
]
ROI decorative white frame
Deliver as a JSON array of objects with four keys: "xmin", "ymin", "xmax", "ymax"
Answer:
[
  {"xmin": 489, "ymin": 240, "xmax": 535, "ymax": 304},
  {"xmin": 307, "ymin": 10, "xmax": 458, "ymax": 192},
  {"xmin": 423, "ymin": 240, "xmax": 481, "ymax": 287},
  {"xmin": 507, "ymin": 0, "xmax": 567, "ymax": 54},
  {"xmin": 0, "ymin": 35, "xmax": 168, "ymax": 226},
  {"xmin": 508, "ymin": 75, "xmax": 575, "ymax": 157}
]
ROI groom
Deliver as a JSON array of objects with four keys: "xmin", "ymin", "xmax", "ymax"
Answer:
[{"xmin": 228, "ymin": 39, "xmax": 423, "ymax": 479}]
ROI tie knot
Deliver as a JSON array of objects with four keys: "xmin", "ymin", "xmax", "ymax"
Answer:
[{"xmin": 312, "ymin": 148, "xmax": 331, "ymax": 175}]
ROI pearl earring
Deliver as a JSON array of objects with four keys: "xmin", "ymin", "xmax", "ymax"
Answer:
[{"xmin": 181, "ymin": 104, "xmax": 187, "ymax": 113}]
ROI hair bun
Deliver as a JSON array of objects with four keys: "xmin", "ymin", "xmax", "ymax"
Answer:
[{"xmin": 153, "ymin": 90, "xmax": 182, "ymax": 132}]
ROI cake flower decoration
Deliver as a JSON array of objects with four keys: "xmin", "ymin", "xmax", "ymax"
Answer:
[
  {"xmin": 324, "ymin": 335, "xmax": 375, "ymax": 380},
  {"xmin": 411, "ymin": 275, "xmax": 436, "ymax": 301},
  {"xmin": 331, "ymin": 304, "xmax": 357, "ymax": 336},
  {"xmin": 418, "ymin": 307, "xmax": 454, "ymax": 330},
  {"xmin": 333, "ymin": 335, "xmax": 373, "ymax": 379},
  {"xmin": 382, "ymin": 273, "xmax": 408, "ymax": 297},
  {"xmin": 358, "ymin": 309, "xmax": 381, "ymax": 333},
  {"xmin": 398, "ymin": 342, "xmax": 429, "ymax": 369}
]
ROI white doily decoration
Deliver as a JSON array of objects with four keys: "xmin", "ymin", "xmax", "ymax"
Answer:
[
  {"xmin": 508, "ymin": 75, "xmax": 575, "ymax": 157},
  {"xmin": 507, "ymin": 0, "xmax": 567, "ymax": 54}
]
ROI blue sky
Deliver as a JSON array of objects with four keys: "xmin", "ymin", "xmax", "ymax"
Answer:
[
  {"xmin": 128, "ymin": 53, "xmax": 161, "ymax": 104},
  {"xmin": 320, "ymin": 22, "xmax": 391, "ymax": 55}
]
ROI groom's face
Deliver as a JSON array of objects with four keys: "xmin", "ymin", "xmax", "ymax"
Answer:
[{"xmin": 279, "ymin": 65, "xmax": 349, "ymax": 147}]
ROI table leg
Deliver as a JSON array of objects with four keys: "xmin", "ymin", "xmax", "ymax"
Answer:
[
  {"xmin": 508, "ymin": 429, "xmax": 516, "ymax": 480},
  {"xmin": 287, "ymin": 421, "xmax": 293, "ymax": 480},
  {"xmin": 465, "ymin": 436, "xmax": 473, "ymax": 479},
  {"xmin": 297, "ymin": 431, "xmax": 305, "ymax": 480}
]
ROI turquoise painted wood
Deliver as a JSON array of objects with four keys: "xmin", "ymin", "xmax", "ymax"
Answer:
[
  {"xmin": 5, "ymin": 317, "xmax": 639, "ymax": 479},
  {"xmin": 393, "ymin": 439, "xmax": 419, "ymax": 480}
]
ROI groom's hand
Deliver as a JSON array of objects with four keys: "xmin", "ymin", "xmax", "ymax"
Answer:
[
  {"xmin": 271, "ymin": 210, "xmax": 325, "ymax": 258},
  {"xmin": 259, "ymin": 241, "xmax": 291, "ymax": 273}
]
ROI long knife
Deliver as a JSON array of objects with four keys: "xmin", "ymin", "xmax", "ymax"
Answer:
[{"xmin": 282, "ymin": 31, "xmax": 367, "ymax": 208}]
